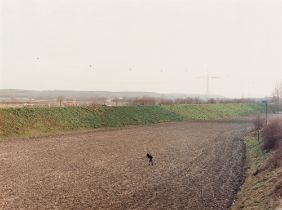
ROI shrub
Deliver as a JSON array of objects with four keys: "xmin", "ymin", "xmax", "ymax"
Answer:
[{"xmin": 262, "ymin": 119, "xmax": 282, "ymax": 152}]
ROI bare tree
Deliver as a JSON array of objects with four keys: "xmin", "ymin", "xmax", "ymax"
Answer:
[
  {"xmin": 57, "ymin": 96, "xmax": 64, "ymax": 107},
  {"xmin": 91, "ymin": 97, "xmax": 107, "ymax": 106},
  {"xmin": 159, "ymin": 98, "xmax": 174, "ymax": 105},
  {"xmin": 129, "ymin": 97, "xmax": 157, "ymax": 105},
  {"xmin": 207, "ymin": 98, "xmax": 216, "ymax": 104},
  {"xmin": 193, "ymin": 97, "xmax": 202, "ymax": 104},
  {"xmin": 272, "ymin": 81, "xmax": 282, "ymax": 111},
  {"xmin": 112, "ymin": 97, "xmax": 121, "ymax": 106}
]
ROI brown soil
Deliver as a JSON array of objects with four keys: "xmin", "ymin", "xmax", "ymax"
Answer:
[{"xmin": 0, "ymin": 121, "xmax": 250, "ymax": 210}]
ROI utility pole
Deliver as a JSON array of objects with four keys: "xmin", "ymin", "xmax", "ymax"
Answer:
[{"xmin": 197, "ymin": 72, "xmax": 220, "ymax": 100}]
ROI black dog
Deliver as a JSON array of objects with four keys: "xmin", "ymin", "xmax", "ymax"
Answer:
[{"xmin": 146, "ymin": 153, "xmax": 153, "ymax": 165}]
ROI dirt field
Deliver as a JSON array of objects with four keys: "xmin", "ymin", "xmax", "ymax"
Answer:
[{"xmin": 0, "ymin": 121, "xmax": 250, "ymax": 210}]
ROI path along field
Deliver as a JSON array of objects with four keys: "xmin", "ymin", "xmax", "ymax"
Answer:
[{"xmin": 0, "ymin": 120, "xmax": 251, "ymax": 210}]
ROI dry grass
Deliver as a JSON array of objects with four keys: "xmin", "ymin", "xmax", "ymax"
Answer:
[
  {"xmin": 232, "ymin": 132, "xmax": 282, "ymax": 210},
  {"xmin": 261, "ymin": 118, "xmax": 282, "ymax": 174}
]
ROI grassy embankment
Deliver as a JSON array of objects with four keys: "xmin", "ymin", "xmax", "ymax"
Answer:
[
  {"xmin": 0, "ymin": 103, "xmax": 267, "ymax": 138},
  {"xmin": 233, "ymin": 133, "xmax": 282, "ymax": 210}
]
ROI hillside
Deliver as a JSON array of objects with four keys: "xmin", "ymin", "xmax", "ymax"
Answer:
[{"xmin": 0, "ymin": 104, "xmax": 268, "ymax": 138}]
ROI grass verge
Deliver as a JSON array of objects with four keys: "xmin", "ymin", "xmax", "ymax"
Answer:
[{"xmin": 232, "ymin": 133, "xmax": 282, "ymax": 210}]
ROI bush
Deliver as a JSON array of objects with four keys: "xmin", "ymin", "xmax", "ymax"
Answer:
[{"xmin": 262, "ymin": 119, "xmax": 282, "ymax": 152}]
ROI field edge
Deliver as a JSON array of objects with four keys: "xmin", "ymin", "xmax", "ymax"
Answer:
[{"xmin": 232, "ymin": 133, "xmax": 282, "ymax": 210}]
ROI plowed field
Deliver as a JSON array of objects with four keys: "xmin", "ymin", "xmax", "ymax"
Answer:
[{"xmin": 0, "ymin": 121, "xmax": 250, "ymax": 210}]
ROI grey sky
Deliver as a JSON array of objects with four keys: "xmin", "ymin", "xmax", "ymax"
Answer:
[{"xmin": 1, "ymin": 0, "xmax": 281, "ymax": 98}]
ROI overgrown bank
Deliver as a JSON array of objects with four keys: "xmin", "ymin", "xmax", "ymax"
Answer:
[
  {"xmin": 0, "ymin": 104, "xmax": 267, "ymax": 138},
  {"xmin": 232, "ymin": 119, "xmax": 282, "ymax": 210}
]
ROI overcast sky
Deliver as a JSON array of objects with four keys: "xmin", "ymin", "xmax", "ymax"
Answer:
[{"xmin": 0, "ymin": 0, "xmax": 281, "ymax": 98}]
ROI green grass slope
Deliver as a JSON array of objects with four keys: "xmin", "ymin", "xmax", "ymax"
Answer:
[
  {"xmin": 162, "ymin": 104, "xmax": 267, "ymax": 120},
  {"xmin": 0, "ymin": 104, "xmax": 267, "ymax": 138}
]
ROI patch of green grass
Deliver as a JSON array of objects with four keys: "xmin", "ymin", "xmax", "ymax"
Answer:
[
  {"xmin": 245, "ymin": 136, "xmax": 270, "ymax": 172},
  {"xmin": 161, "ymin": 103, "xmax": 267, "ymax": 120},
  {"xmin": 0, "ymin": 104, "xmax": 266, "ymax": 138},
  {"xmin": 0, "ymin": 106, "xmax": 182, "ymax": 138}
]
